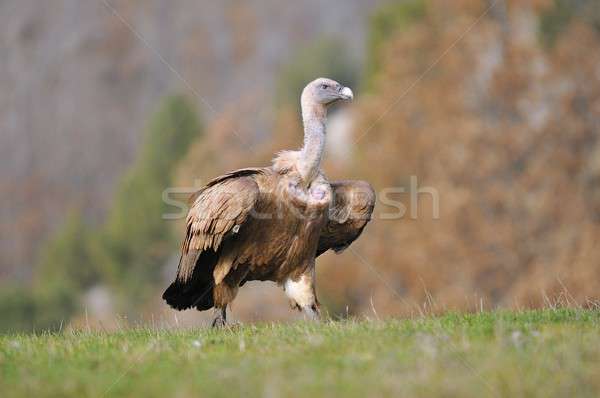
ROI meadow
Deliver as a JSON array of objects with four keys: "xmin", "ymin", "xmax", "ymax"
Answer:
[{"xmin": 2, "ymin": 308, "xmax": 600, "ymax": 397}]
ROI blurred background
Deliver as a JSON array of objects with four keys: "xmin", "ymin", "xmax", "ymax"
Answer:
[{"xmin": 2, "ymin": 0, "xmax": 600, "ymax": 333}]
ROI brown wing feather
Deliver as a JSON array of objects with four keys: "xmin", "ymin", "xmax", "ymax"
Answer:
[
  {"xmin": 178, "ymin": 169, "xmax": 263, "ymax": 281},
  {"xmin": 317, "ymin": 180, "xmax": 375, "ymax": 256},
  {"xmin": 163, "ymin": 168, "xmax": 264, "ymax": 311}
]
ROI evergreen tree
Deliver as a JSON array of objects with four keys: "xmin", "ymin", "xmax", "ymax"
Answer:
[
  {"xmin": 102, "ymin": 95, "xmax": 201, "ymax": 308},
  {"xmin": 9, "ymin": 95, "xmax": 203, "ymax": 331},
  {"xmin": 276, "ymin": 38, "xmax": 358, "ymax": 108}
]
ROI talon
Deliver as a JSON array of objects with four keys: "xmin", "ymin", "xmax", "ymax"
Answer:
[
  {"xmin": 211, "ymin": 307, "xmax": 227, "ymax": 328},
  {"xmin": 211, "ymin": 316, "xmax": 226, "ymax": 328},
  {"xmin": 304, "ymin": 303, "xmax": 321, "ymax": 321}
]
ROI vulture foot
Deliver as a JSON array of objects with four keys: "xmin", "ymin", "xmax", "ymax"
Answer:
[
  {"xmin": 211, "ymin": 307, "xmax": 227, "ymax": 328},
  {"xmin": 303, "ymin": 303, "xmax": 321, "ymax": 321}
]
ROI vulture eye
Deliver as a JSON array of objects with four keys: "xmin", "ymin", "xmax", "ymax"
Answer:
[{"xmin": 321, "ymin": 84, "xmax": 329, "ymax": 90}]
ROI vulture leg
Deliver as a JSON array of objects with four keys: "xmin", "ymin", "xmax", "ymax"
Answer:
[
  {"xmin": 284, "ymin": 266, "xmax": 320, "ymax": 321},
  {"xmin": 317, "ymin": 180, "xmax": 375, "ymax": 256},
  {"xmin": 211, "ymin": 306, "xmax": 227, "ymax": 328}
]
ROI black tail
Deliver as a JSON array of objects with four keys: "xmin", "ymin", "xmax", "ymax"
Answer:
[
  {"xmin": 162, "ymin": 249, "xmax": 219, "ymax": 311},
  {"xmin": 162, "ymin": 279, "xmax": 214, "ymax": 311}
]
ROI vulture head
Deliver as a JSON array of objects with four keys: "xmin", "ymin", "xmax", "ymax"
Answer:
[{"xmin": 301, "ymin": 78, "xmax": 353, "ymax": 119}]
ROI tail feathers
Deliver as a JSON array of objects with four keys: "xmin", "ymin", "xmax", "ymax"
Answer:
[
  {"xmin": 164, "ymin": 247, "xmax": 220, "ymax": 311},
  {"xmin": 162, "ymin": 279, "xmax": 214, "ymax": 311}
]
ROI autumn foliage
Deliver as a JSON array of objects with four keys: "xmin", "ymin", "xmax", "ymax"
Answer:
[
  {"xmin": 178, "ymin": 0, "xmax": 600, "ymax": 318},
  {"xmin": 3, "ymin": 1, "xmax": 600, "ymax": 330},
  {"xmin": 325, "ymin": 0, "xmax": 600, "ymax": 315}
]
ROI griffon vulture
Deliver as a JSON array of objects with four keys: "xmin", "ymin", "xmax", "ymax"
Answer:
[{"xmin": 163, "ymin": 78, "xmax": 375, "ymax": 326}]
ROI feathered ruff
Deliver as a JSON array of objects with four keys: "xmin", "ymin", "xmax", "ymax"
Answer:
[{"xmin": 272, "ymin": 150, "xmax": 301, "ymax": 174}]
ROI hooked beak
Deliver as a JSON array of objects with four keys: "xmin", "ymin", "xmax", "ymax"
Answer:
[{"xmin": 339, "ymin": 86, "xmax": 354, "ymax": 101}]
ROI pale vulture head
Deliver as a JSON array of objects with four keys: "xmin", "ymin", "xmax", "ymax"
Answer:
[{"xmin": 301, "ymin": 78, "xmax": 354, "ymax": 113}]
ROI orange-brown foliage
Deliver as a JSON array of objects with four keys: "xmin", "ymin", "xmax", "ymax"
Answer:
[{"xmin": 176, "ymin": 1, "xmax": 600, "ymax": 319}]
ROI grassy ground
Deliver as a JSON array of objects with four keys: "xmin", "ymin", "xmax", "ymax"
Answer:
[{"xmin": 1, "ymin": 309, "xmax": 600, "ymax": 397}]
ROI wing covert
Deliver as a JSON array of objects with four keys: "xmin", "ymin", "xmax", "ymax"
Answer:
[
  {"xmin": 317, "ymin": 180, "xmax": 375, "ymax": 256},
  {"xmin": 177, "ymin": 169, "xmax": 262, "ymax": 281}
]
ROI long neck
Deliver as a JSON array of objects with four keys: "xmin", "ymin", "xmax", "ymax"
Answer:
[{"xmin": 299, "ymin": 104, "xmax": 326, "ymax": 184}]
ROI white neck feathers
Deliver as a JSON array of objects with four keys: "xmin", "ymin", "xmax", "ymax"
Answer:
[
  {"xmin": 272, "ymin": 97, "xmax": 327, "ymax": 185},
  {"xmin": 298, "ymin": 102, "xmax": 326, "ymax": 184}
]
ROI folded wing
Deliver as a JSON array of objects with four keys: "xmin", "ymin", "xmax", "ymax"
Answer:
[
  {"xmin": 162, "ymin": 168, "xmax": 262, "ymax": 310},
  {"xmin": 317, "ymin": 180, "xmax": 375, "ymax": 256}
]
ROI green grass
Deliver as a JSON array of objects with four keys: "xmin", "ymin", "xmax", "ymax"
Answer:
[{"xmin": 2, "ymin": 309, "xmax": 600, "ymax": 397}]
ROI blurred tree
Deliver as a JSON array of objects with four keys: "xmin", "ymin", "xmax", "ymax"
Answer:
[
  {"xmin": 275, "ymin": 38, "xmax": 359, "ymax": 108},
  {"xmin": 540, "ymin": 0, "xmax": 600, "ymax": 47},
  {"xmin": 101, "ymin": 95, "xmax": 201, "ymax": 310},
  {"xmin": 0, "ymin": 285, "xmax": 79, "ymax": 333},
  {"xmin": 365, "ymin": 0, "xmax": 426, "ymax": 89},
  {"xmin": 0, "ymin": 95, "xmax": 203, "ymax": 332},
  {"xmin": 316, "ymin": 0, "xmax": 600, "ymax": 316},
  {"xmin": 0, "ymin": 212, "xmax": 89, "ymax": 332},
  {"xmin": 0, "ymin": 286, "xmax": 37, "ymax": 333},
  {"xmin": 36, "ymin": 211, "xmax": 99, "ymax": 292}
]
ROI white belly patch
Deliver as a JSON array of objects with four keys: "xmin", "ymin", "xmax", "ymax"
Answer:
[{"xmin": 284, "ymin": 274, "xmax": 314, "ymax": 308}]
